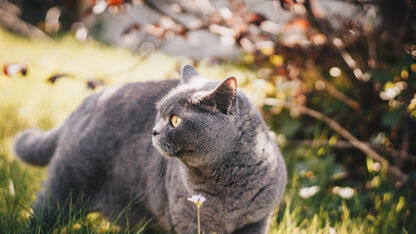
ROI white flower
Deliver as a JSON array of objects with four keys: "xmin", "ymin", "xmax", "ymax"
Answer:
[
  {"xmin": 299, "ymin": 185, "xmax": 320, "ymax": 199},
  {"xmin": 188, "ymin": 194, "xmax": 206, "ymax": 234},
  {"xmin": 332, "ymin": 186, "xmax": 355, "ymax": 199},
  {"xmin": 187, "ymin": 194, "xmax": 206, "ymax": 206}
]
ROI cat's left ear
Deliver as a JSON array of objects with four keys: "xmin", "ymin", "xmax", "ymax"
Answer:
[
  {"xmin": 205, "ymin": 77, "xmax": 237, "ymax": 114},
  {"xmin": 181, "ymin": 65, "xmax": 199, "ymax": 84}
]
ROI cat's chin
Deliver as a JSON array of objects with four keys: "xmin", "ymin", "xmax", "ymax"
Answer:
[
  {"xmin": 152, "ymin": 137, "xmax": 176, "ymax": 157},
  {"xmin": 152, "ymin": 144, "xmax": 175, "ymax": 158},
  {"xmin": 155, "ymin": 146, "xmax": 194, "ymax": 159},
  {"xmin": 158, "ymin": 149, "xmax": 194, "ymax": 158},
  {"xmin": 158, "ymin": 150, "xmax": 176, "ymax": 158}
]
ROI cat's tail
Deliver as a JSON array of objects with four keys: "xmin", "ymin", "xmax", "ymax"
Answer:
[{"xmin": 13, "ymin": 127, "xmax": 62, "ymax": 166}]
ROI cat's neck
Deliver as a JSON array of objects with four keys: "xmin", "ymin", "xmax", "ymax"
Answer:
[{"xmin": 177, "ymin": 140, "xmax": 271, "ymax": 191}]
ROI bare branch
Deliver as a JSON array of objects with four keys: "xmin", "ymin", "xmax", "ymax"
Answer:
[
  {"xmin": 303, "ymin": 0, "xmax": 365, "ymax": 82},
  {"xmin": 306, "ymin": 62, "xmax": 361, "ymax": 111},
  {"xmin": 285, "ymin": 139, "xmax": 358, "ymax": 148},
  {"xmin": 0, "ymin": 8, "xmax": 52, "ymax": 40},
  {"xmin": 264, "ymin": 98, "xmax": 408, "ymax": 182},
  {"xmin": 285, "ymin": 139, "xmax": 416, "ymax": 163},
  {"xmin": 143, "ymin": 0, "xmax": 205, "ymax": 30}
]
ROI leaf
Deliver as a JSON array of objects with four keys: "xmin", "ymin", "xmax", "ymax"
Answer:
[
  {"xmin": 87, "ymin": 79, "xmax": 105, "ymax": 90},
  {"xmin": 3, "ymin": 63, "xmax": 27, "ymax": 77},
  {"xmin": 106, "ymin": 0, "xmax": 123, "ymax": 6},
  {"xmin": 46, "ymin": 73, "xmax": 68, "ymax": 84}
]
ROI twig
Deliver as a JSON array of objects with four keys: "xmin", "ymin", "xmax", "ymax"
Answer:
[
  {"xmin": 0, "ymin": 8, "xmax": 52, "ymax": 40},
  {"xmin": 324, "ymin": 80, "xmax": 360, "ymax": 110},
  {"xmin": 143, "ymin": 0, "xmax": 204, "ymax": 30},
  {"xmin": 285, "ymin": 139, "xmax": 416, "ymax": 163},
  {"xmin": 143, "ymin": 0, "xmax": 184, "ymax": 25},
  {"xmin": 264, "ymin": 98, "xmax": 408, "ymax": 182},
  {"xmin": 303, "ymin": 0, "xmax": 364, "ymax": 82},
  {"xmin": 306, "ymin": 62, "xmax": 361, "ymax": 111},
  {"xmin": 0, "ymin": 0, "xmax": 21, "ymax": 16},
  {"xmin": 285, "ymin": 139, "xmax": 357, "ymax": 148}
]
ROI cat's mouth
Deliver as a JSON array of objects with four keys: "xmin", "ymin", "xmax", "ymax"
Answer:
[
  {"xmin": 153, "ymin": 139, "xmax": 195, "ymax": 158},
  {"xmin": 158, "ymin": 147, "xmax": 195, "ymax": 158},
  {"xmin": 175, "ymin": 148, "xmax": 195, "ymax": 157},
  {"xmin": 152, "ymin": 136, "xmax": 179, "ymax": 157},
  {"xmin": 152, "ymin": 135, "xmax": 196, "ymax": 158}
]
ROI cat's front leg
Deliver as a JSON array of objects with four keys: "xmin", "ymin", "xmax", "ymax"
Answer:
[{"xmin": 232, "ymin": 217, "xmax": 270, "ymax": 234}]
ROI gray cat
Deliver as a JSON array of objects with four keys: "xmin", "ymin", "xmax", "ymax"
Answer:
[{"xmin": 14, "ymin": 65, "xmax": 287, "ymax": 233}]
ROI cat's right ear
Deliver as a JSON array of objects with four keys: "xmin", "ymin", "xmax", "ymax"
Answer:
[
  {"xmin": 202, "ymin": 76, "xmax": 237, "ymax": 115},
  {"xmin": 181, "ymin": 65, "xmax": 199, "ymax": 84}
]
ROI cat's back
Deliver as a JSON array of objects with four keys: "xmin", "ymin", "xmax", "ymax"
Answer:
[
  {"xmin": 54, "ymin": 80, "xmax": 179, "ymax": 162},
  {"xmin": 63, "ymin": 80, "xmax": 178, "ymax": 134}
]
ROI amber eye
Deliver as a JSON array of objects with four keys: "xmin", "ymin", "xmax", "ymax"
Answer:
[{"xmin": 170, "ymin": 115, "xmax": 182, "ymax": 127}]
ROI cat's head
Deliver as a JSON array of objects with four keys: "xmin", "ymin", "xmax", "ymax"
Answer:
[{"xmin": 152, "ymin": 65, "xmax": 238, "ymax": 168}]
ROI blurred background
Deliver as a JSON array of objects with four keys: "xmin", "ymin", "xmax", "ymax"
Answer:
[{"xmin": 0, "ymin": 0, "xmax": 415, "ymax": 233}]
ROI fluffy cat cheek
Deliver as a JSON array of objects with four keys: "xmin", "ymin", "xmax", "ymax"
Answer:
[{"xmin": 152, "ymin": 137, "xmax": 177, "ymax": 157}]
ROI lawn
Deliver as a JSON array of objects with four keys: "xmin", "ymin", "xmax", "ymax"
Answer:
[{"xmin": 0, "ymin": 29, "xmax": 414, "ymax": 233}]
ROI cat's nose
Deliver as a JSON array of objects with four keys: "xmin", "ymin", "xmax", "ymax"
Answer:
[{"xmin": 152, "ymin": 122, "xmax": 163, "ymax": 137}]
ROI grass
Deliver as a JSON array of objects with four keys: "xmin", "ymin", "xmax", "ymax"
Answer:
[{"xmin": 0, "ymin": 28, "xmax": 415, "ymax": 233}]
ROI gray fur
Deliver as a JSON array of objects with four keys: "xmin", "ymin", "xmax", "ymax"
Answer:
[
  {"xmin": 14, "ymin": 127, "xmax": 62, "ymax": 166},
  {"xmin": 181, "ymin": 64, "xmax": 199, "ymax": 84},
  {"xmin": 14, "ymin": 66, "xmax": 287, "ymax": 233}
]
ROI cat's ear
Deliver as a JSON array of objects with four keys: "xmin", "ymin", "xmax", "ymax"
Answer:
[
  {"xmin": 181, "ymin": 65, "xmax": 199, "ymax": 84},
  {"xmin": 205, "ymin": 77, "xmax": 237, "ymax": 114}
]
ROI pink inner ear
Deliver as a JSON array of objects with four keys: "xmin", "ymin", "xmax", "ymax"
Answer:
[{"xmin": 225, "ymin": 77, "xmax": 237, "ymax": 90}]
